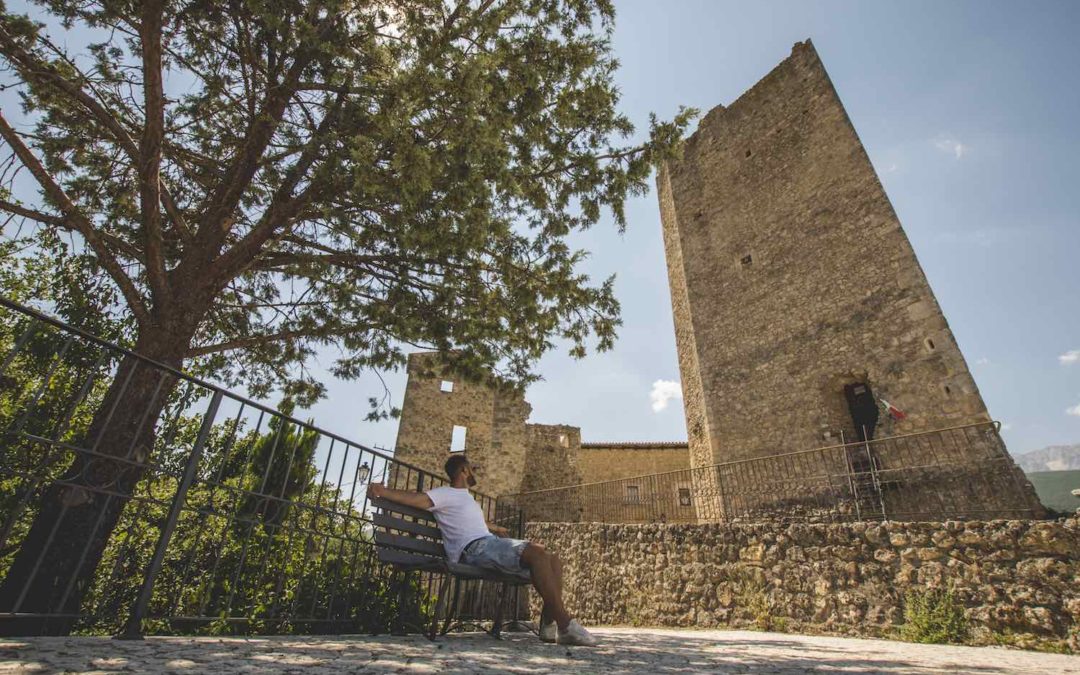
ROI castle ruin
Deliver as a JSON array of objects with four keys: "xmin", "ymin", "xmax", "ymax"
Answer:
[
  {"xmin": 392, "ymin": 40, "xmax": 1043, "ymax": 521},
  {"xmin": 392, "ymin": 353, "xmax": 688, "ymax": 498}
]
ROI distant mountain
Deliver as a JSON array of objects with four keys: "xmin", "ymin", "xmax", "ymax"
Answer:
[{"xmin": 1015, "ymin": 444, "xmax": 1080, "ymax": 472}]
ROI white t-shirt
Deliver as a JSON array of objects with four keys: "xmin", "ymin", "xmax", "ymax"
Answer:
[{"xmin": 425, "ymin": 486, "xmax": 490, "ymax": 562}]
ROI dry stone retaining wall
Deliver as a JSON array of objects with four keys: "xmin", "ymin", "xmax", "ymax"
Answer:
[{"xmin": 526, "ymin": 516, "xmax": 1079, "ymax": 649}]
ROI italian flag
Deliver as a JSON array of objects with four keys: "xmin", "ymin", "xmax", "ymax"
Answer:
[{"xmin": 879, "ymin": 398, "xmax": 907, "ymax": 421}]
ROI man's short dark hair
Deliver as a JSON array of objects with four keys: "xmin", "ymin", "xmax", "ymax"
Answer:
[{"xmin": 445, "ymin": 454, "xmax": 469, "ymax": 480}]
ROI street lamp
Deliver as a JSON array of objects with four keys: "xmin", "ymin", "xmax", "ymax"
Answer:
[{"xmin": 357, "ymin": 461, "xmax": 371, "ymax": 485}]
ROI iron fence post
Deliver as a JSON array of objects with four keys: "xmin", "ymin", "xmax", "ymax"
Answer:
[{"xmin": 117, "ymin": 390, "xmax": 222, "ymax": 640}]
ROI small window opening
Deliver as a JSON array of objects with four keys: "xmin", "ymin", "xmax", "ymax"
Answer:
[
  {"xmin": 450, "ymin": 425, "xmax": 467, "ymax": 453},
  {"xmin": 678, "ymin": 487, "xmax": 692, "ymax": 507},
  {"xmin": 744, "ymin": 149, "xmax": 752, "ymax": 158},
  {"xmin": 943, "ymin": 385, "xmax": 952, "ymax": 396},
  {"xmin": 925, "ymin": 338, "xmax": 936, "ymax": 352},
  {"xmin": 558, "ymin": 434, "xmax": 569, "ymax": 448},
  {"xmin": 440, "ymin": 380, "xmax": 454, "ymax": 393},
  {"xmin": 740, "ymin": 254, "xmax": 753, "ymax": 267},
  {"xmin": 625, "ymin": 485, "xmax": 640, "ymax": 504}
]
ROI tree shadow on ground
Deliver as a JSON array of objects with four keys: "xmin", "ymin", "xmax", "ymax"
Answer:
[{"xmin": 0, "ymin": 630, "xmax": 1057, "ymax": 674}]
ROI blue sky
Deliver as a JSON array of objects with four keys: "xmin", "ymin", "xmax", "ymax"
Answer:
[
  {"xmin": 3, "ymin": 1, "xmax": 1078, "ymax": 457},
  {"xmin": 306, "ymin": 0, "xmax": 1080, "ymax": 456}
]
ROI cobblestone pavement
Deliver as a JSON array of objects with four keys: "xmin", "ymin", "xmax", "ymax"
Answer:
[{"xmin": 1, "ymin": 627, "xmax": 1077, "ymax": 674}]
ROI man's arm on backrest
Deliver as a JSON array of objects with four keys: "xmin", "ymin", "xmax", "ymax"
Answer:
[{"xmin": 369, "ymin": 483, "xmax": 435, "ymax": 510}]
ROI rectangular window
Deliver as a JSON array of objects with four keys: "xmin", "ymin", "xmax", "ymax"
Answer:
[
  {"xmin": 625, "ymin": 485, "xmax": 640, "ymax": 504},
  {"xmin": 450, "ymin": 425, "xmax": 467, "ymax": 453},
  {"xmin": 678, "ymin": 487, "xmax": 692, "ymax": 507},
  {"xmin": 440, "ymin": 380, "xmax": 454, "ymax": 393},
  {"xmin": 558, "ymin": 434, "xmax": 569, "ymax": 448}
]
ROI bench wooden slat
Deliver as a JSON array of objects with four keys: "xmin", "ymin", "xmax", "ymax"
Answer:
[
  {"xmin": 373, "ymin": 531, "xmax": 446, "ymax": 557},
  {"xmin": 370, "ymin": 496, "xmax": 437, "ymax": 522},
  {"xmin": 376, "ymin": 548, "xmax": 446, "ymax": 571},
  {"xmin": 373, "ymin": 512, "xmax": 442, "ymax": 540},
  {"xmin": 446, "ymin": 561, "xmax": 531, "ymax": 583}
]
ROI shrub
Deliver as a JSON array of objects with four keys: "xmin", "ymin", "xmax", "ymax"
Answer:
[{"xmin": 900, "ymin": 587, "xmax": 969, "ymax": 644}]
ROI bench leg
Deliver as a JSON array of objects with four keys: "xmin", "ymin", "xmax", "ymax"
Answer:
[
  {"xmin": 428, "ymin": 575, "xmax": 451, "ymax": 641},
  {"xmin": 391, "ymin": 570, "xmax": 409, "ymax": 636},
  {"xmin": 491, "ymin": 581, "xmax": 507, "ymax": 639},
  {"xmin": 441, "ymin": 577, "xmax": 462, "ymax": 636}
]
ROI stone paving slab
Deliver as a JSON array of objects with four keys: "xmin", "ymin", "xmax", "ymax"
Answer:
[{"xmin": 1, "ymin": 627, "xmax": 1077, "ymax": 674}]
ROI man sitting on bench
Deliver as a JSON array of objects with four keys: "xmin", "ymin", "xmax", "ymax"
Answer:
[{"xmin": 369, "ymin": 454, "xmax": 598, "ymax": 646}]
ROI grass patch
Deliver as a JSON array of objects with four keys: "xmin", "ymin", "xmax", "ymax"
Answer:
[
  {"xmin": 989, "ymin": 630, "xmax": 1074, "ymax": 654},
  {"xmin": 731, "ymin": 571, "xmax": 786, "ymax": 632}
]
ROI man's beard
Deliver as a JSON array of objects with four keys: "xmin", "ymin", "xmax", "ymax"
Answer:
[{"xmin": 467, "ymin": 475, "xmax": 477, "ymax": 487}]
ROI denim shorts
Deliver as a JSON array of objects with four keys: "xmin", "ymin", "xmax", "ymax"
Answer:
[{"xmin": 460, "ymin": 535, "xmax": 531, "ymax": 581}]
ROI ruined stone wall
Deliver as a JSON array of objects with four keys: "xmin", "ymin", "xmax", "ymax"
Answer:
[
  {"xmin": 658, "ymin": 168, "xmax": 714, "ymax": 477},
  {"xmin": 656, "ymin": 39, "xmax": 1040, "ymax": 517},
  {"xmin": 527, "ymin": 517, "xmax": 1080, "ymax": 649},
  {"xmin": 520, "ymin": 424, "xmax": 584, "ymax": 493},
  {"xmin": 578, "ymin": 442, "xmax": 691, "ymax": 484},
  {"xmin": 393, "ymin": 352, "xmax": 531, "ymax": 496}
]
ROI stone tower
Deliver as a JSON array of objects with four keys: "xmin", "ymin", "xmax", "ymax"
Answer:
[
  {"xmin": 658, "ymin": 40, "xmax": 1042, "ymax": 517},
  {"xmin": 393, "ymin": 352, "xmax": 532, "ymax": 497}
]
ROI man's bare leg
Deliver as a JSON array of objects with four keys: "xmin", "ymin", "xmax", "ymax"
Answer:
[
  {"xmin": 522, "ymin": 543, "xmax": 570, "ymax": 630},
  {"xmin": 540, "ymin": 553, "xmax": 564, "ymax": 627}
]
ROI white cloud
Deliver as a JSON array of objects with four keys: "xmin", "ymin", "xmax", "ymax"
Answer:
[
  {"xmin": 1001, "ymin": 423, "xmax": 1012, "ymax": 431},
  {"xmin": 1059, "ymin": 350, "xmax": 1080, "ymax": 365},
  {"xmin": 934, "ymin": 136, "xmax": 966, "ymax": 159},
  {"xmin": 1067, "ymin": 402, "xmax": 1080, "ymax": 417},
  {"xmin": 975, "ymin": 357, "xmax": 990, "ymax": 366},
  {"xmin": 650, "ymin": 380, "xmax": 682, "ymax": 413}
]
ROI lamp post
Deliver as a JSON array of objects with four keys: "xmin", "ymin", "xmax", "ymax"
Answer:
[{"xmin": 357, "ymin": 461, "xmax": 371, "ymax": 485}]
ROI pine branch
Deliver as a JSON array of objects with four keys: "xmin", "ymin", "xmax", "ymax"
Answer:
[
  {"xmin": 210, "ymin": 87, "xmax": 347, "ymax": 285},
  {"xmin": 138, "ymin": 0, "xmax": 169, "ymax": 304},
  {"xmin": 0, "ymin": 21, "xmax": 194, "ymax": 245},
  {"xmin": 0, "ymin": 111, "xmax": 150, "ymax": 326},
  {"xmin": 189, "ymin": 324, "xmax": 367, "ymax": 357},
  {"xmin": 0, "ymin": 198, "xmax": 145, "ymax": 261},
  {"xmin": 190, "ymin": 13, "xmax": 335, "ymax": 248},
  {"xmin": 0, "ymin": 198, "xmax": 60, "ymax": 225}
]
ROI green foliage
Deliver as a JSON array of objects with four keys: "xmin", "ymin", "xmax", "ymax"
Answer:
[
  {"xmin": 0, "ymin": 0, "xmax": 697, "ymax": 416},
  {"xmin": 729, "ymin": 568, "xmax": 784, "ymax": 632},
  {"xmin": 0, "ymin": 324, "xmax": 432, "ymax": 635},
  {"xmin": 989, "ymin": 630, "xmax": 1073, "ymax": 654},
  {"xmin": 900, "ymin": 587, "xmax": 970, "ymax": 645}
]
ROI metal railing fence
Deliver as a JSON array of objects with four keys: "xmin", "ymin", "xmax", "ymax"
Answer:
[
  {"xmin": 0, "ymin": 296, "xmax": 522, "ymax": 637},
  {"xmin": 501, "ymin": 422, "xmax": 1044, "ymax": 524}
]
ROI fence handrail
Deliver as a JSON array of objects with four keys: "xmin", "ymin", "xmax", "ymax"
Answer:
[
  {"xmin": 0, "ymin": 295, "xmax": 484, "ymax": 502},
  {"xmin": 508, "ymin": 420, "xmax": 1006, "ymax": 498}
]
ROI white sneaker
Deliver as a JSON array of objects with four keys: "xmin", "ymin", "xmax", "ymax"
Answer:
[
  {"xmin": 556, "ymin": 619, "xmax": 598, "ymax": 647},
  {"xmin": 539, "ymin": 619, "xmax": 557, "ymax": 643}
]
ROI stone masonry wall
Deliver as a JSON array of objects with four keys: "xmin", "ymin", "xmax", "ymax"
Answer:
[
  {"xmin": 656, "ymin": 39, "xmax": 1041, "ymax": 518},
  {"xmin": 578, "ymin": 443, "xmax": 691, "ymax": 484},
  {"xmin": 519, "ymin": 424, "xmax": 584, "ymax": 493},
  {"xmin": 526, "ymin": 517, "xmax": 1079, "ymax": 649},
  {"xmin": 393, "ymin": 352, "xmax": 531, "ymax": 496},
  {"xmin": 393, "ymin": 353, "xmax": 694, "ymax": 500}
]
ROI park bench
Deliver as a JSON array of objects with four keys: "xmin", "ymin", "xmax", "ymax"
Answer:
[{"xmin": 371, "ymin": 496, "xmax": 531, "ymax": 640}]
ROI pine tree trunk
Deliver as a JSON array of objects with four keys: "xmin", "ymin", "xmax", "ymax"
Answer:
[{"xmin": 0, "ymin": 328, "xmax": 193, "ymax": 636}]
